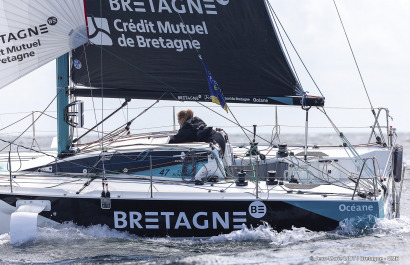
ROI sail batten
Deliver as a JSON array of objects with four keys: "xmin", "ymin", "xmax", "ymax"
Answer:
[{"xmin": 71, "ymin": 0, "xmax": 324, "ymax": 107}]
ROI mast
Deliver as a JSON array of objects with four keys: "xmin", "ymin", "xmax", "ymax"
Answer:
[{"xmin": 56, "ymin": 53, "xmax": 70, "ymax": 157}]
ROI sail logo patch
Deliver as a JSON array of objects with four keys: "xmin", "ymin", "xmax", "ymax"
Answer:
[
  {"xmin": 0, "ymin": 39, "xmax": 41, "ymax": 64},
  {"xmin": 88, "ymin": 17, "xmax": 113, "ymax": 46},
  {"xmin": 249, "ymin": 201, "xmax": 267, "ymax": 218},
  {"xmin": 73, "ymin": 60, "xmax": 82, "ymax": 70},
  {"xmin": 109, "ymin": 0, "xmax": 230, "ymax": 15},
  {"xmin": 0, "ymin": 18, "xmax": 54, "ymax": 64},
  {"xmin": 0, "ymin": 24, "xmax": 48, "ymax": 45},
  {"xmin": 47, "ymin": 17, "xmax": 58, "ymax": 26}
]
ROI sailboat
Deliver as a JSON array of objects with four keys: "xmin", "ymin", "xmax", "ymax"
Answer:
[{"xmin": 0, "ymin": 0, "xmax": 405, "ymax": 244}]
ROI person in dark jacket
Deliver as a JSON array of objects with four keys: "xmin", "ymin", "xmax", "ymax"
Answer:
[{"xmin": 169, "ymin": 109, "xmax": 226, "ymax": 154}]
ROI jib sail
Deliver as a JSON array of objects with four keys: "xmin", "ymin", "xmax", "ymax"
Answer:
[
  {"xmin": 71, "ymin": 0, "xmax": 324, "ymax": 106},
  {"xmin": 0, "ymin": 0, "xmax": 88, "ymax": 89}
]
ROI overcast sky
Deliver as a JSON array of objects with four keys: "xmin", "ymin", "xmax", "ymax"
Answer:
[{"xmin": 0, "ymin": 0, "xmax": 409, "ymax": 144}]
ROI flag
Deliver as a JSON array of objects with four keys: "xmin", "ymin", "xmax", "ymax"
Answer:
[{"xmin": 199, "ymin": 56, "xmax": 228, "ymax": 113}]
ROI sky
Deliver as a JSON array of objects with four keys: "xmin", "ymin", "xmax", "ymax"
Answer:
[{"xmin": 0, "ymin": 0, "xmax": 409, "ymax": 145}]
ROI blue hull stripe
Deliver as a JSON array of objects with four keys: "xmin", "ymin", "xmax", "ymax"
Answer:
[{"xmin": 284, "ymin": 200, "xmax": 382, "ymax": 221}]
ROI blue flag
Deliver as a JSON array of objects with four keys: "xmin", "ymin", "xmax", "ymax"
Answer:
[{"xmin": 200, "ymin": 56, "xmax": 228, "ymax": 113}]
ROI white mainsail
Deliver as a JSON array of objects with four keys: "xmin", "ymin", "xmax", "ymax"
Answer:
[{"xmin": 0, "ymin": 0, "xmax": 88, "ymax": 89}]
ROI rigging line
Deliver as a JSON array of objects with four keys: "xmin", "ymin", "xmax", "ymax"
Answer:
[
  {"xmin": 318, "ymin": 107, "xmax": 376, "ymax": 179},
  {"xmin": 196, "ymin": 102, "xmax": 272, "ymax": 144},
  {"xmin": 268, "ymin": 1, "xmax": 302, "ymax": 89},
  {"xmin": 0, "ymin": 138, "xmax": 56, "ymax": 159},
  {"xmin": 32, "ymin": 111, "xmax": 56, "ymax": 120},
  {"xmin": 119, "ymin": 98, "xmax": 128, "ymax": 123},
  {"xmin": 174, "ymin": 13, "xmax": 251, "ymax": 143},
  {"xmin": 0, "ymin": 105, "xmax": 374, "ymax": 114},
  {"xmin": 175, "ymin": 12, "xmax": 199, "ymax": 55},
  {"xmin": 0, "ymin": 136, "xmax": 140, "ymax": 180},
  {"xmin": 287, "ymin": 155, "xmax": 354, "ymax": 190},
  {"xmin": 1, "ymin": 141, "xmax": 93, "ymax": 176},
  {"xmin": 128, "ymin": 94, "xmax": 165, "ymax": 124},
  {"xmin": 0, "ymin": 86, "xmax": 63, "ymax": 153},
  {"xmin": 92, "ymin": 45, "xmax": 254, "ymax": 144},
  {"xmin": 83, "ymin": 44, "xmax": 100, "ymax": 139},
  {"xmin": 226, "ymin": 105, "xmax": 251, "ymax": 142},
  {"xmin": 316, "ymin": 107, "xmax": 341, "ymax": 135},
  {"xmin": 92, "ymin": 42, "xmax": 302, "ymax": 138},
  {"xmin": 79, "ymin": 95, "xmax": 164, "ymax": 150},
  {"xmin": 267, "ymin": 1, "xmax": 324, "ymax": 98},
  {"xmin": 0, "ymin": 113, "xmax": 32, "ymax": 132},
  {"xmin": 1, "ymin": 40, "xmax": 91, "ymax": 152},
  {"xmin": 332, "ymin": 0, "xmax": 373, "ymax": 110},
  {"xmin": 98, "ymin": 0, "xmax": 107, "ymax": 179},
  {"xmin": 72, "ymin": 99, "xmax": 130, "ymax": 143},
  {"xmin": 78, "ymin": 130, "xmax": 126, "ymax": 152},
  {"xmin": 10, "ymin": 146, "xmax": 22, "ymax": 173}
]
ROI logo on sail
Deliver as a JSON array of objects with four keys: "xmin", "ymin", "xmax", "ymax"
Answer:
[
  {"xmin": 47, "ymin": 17, "xmax": 58, "ymax": 26},
  {"xmin": 109, "ymin": 0, "xmax": 230, "ymax": 15},
  {"xmin": 88, "ymin": 17, "xmax": 113, "ymax": 46},
  {"xmin": 0, "ymin": 24, "xmax": 48, "ymax": 44},
  {"xmin": 0, "ymin": 21, "xmax": 47, "ymax": 64},
  {"xmin": 73, "ymin": 59, "xmax": 82, "ymax": 70}
]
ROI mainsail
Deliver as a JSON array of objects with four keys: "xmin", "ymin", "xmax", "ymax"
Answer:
[
  {"xmin": 71, "ymin": 0, "xmax": 324, "ymax": 106},
  {"xmin": 0, "ymin": 0, "xmax": 88, "ymax": 89}
]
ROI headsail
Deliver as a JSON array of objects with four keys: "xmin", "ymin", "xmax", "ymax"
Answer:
[
  {"xmin": 0, "ymin": 0, "xmax": 88, "ymax": 89},
  {"xmin": 71, "ymin": 0, "xmax": 324, "ymax": 107}
]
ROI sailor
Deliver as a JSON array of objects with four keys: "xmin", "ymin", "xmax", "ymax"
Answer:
[{"xmin": 169, "ymin": 109, "xmax": 226, "ymax": 154}]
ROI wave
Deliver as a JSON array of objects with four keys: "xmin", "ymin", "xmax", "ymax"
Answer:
[
  {"xmin": 336, "ymin": 215, "xmax": 410, "ymax": 237},
  {"xmin": 207, "ymin": 216, "xmax": 410, "ymax": 244},
  {"xmin": 208, "ymin": 224, "xmax": 327, "ymax": 245},
  {"xmin": 36, "ymin": 222, "xmax": 140, "ymax": 242},
  {"xmin": 0, "ymin": 233, "xmax": 10, "ymax": 246},
  {"xmin": 0, "ymin": 222, "xmax": 139, "ymax": 246},
  {"xmin": 2, "ymin": 215, "xmax": 410, "ymax": 247}
]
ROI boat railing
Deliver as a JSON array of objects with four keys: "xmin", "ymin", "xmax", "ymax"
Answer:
[
  {"xmin": 0, "ymin": 105, "xmax": 395, "ymax": 149},
  {"xmin": 287, "ymin": 164, "xmax": 314, "ymax": 184},
  {"xmin": 351, "ymin": 157, "xmax": 380, "ymax": 200},
  {"xmin": 283, "ymin": 162, "xmax": 334, "ymax": 185},
  {"xmin": 368, "ymin": 107, "xmax": 392, "ymax": 147}
]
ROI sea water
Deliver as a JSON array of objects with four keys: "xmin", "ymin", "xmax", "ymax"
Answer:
[{"xmin": 0, "ymin": 134, "xmax": 409, "ymax": 265}]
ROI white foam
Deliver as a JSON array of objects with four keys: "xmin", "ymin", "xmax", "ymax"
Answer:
[
  {"xmin": 3, "ymin": 215, "xmax": 409, "ymax": 247},
  {"xmin": 208, "ymin": 224, "xmax": 326, "ymax": 246},
  {"xmin": 178, "ymin": 254, "xmax": 274, "ymax": 265},
  {"xmin": 336, "ymin": 215, "xmax": 410, "ymax": 237},
  {"xmin": 0, "ymin": 233, "xmax": 10, "ymax": 245},
  {"xmin": 208, "ymin": 216, "xmax": 410, "ymax": 245},
  {"xmin": 36, "ymin": 222, "xmax": 139, "ymax": 242},
  {"xmin": 176, "ymin": 247, "xmax": 311, "ymax": 265},
  {"xmin": 374, "ymin": 216, "xmax": 410, "ymax": 234}
]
